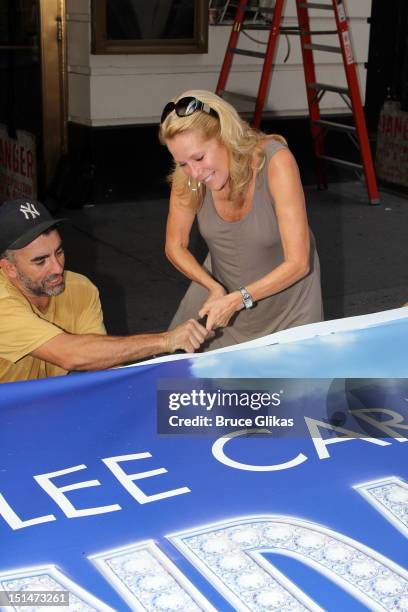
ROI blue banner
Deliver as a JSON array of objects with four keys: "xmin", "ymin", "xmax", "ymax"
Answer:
[{"xmin": 1, "ymin": 311, "xmax": 408, "ymax": 611}]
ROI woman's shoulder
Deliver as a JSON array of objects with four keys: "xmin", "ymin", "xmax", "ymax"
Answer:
[
  {"xmin": 262, "ymin": 135, "xmax": 288, "ymax": 158},
  {"xmin": 253, "ymin": 136, "xmax": 289, "ymax": 175}
]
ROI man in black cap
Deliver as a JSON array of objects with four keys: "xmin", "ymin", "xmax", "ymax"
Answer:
[{"xmin": 0, "ymin": 198, "xmax": 209, "ymax": 382}]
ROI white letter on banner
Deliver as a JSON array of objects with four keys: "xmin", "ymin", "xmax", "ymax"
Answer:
[
  {"xmin": 0, "ymin": 564, "xmax": 114, "ymax": 611},
  {"xmin": 0, "ymin": 493, "xmax": 55, "ymax": 530},
  {"xmin": 169, "ymin": 516, "xmax": 408, "ymax": 611},
  {"xmin": 89, "ymin": 540, "xmax": 216, "ymax": 611},
  {"xmin": 304, "ymin": 417, "xmax": 390, "ymax": 460},
  {"xmin": 103, "ymin": 453, "xmax": 190, "ymax": 504},
  {"xmin": 212, "ymin": 429, "xmax": 307, "ymax": 471},
  {"xmin": 352, "ymin": 408, "xmax": 408, "ymax": 442},
  {"xmin": 355, "ymin": 477, "xmax": 408, "ymax": 538},
  {"xmin": 34, "ymin": 465, "xmax": 121, "ymax": 518}
]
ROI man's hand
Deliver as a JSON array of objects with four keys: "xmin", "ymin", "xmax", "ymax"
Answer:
[{"xmin": 165, "ymin": 319, "xmax": 211, "ymax": 353}]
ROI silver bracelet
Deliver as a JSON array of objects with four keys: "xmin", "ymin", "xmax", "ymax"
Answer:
[{"xmin": 239, "ymin": 287, "xmax": 254, "ymax": 309}]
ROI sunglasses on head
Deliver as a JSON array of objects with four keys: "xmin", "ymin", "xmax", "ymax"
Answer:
[{"xmin": 160, "ymin": 96, "xmax": 218, "ymax": 124}]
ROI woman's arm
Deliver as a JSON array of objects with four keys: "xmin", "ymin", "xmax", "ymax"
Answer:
[
  {"xmin": 199, "ymin": 147, "xmax": 311, "ymax": 329},
  {"xmin": 246, "ymin": 146, "xmax": 311, "ymax": 298},
  {"xmin": 165, "ymin": 185, "xmax": 225, "ymax": 295}
]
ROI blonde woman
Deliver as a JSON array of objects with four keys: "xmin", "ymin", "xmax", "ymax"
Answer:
[{"xmin": 159, "ymin": 90, "xmax": 323, "ymax": 350}]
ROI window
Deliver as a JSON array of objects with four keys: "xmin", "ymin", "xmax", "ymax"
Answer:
[{"xmin": 92, "ymin": 0, "xmax": 208, "ymax": 54}]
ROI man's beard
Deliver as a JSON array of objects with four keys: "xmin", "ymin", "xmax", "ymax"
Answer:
[{"xmin": 18, "ymin": 270, "xmax": 65, "ymax": 297}]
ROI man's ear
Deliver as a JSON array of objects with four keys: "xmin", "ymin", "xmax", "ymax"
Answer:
[{"xmin": 0, "ymin": 257, "xmax": 18, "ymax": 280}]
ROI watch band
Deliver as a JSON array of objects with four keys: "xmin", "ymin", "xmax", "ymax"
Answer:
[{"xmin": 239, "ymin": 286, "xmax": 254, "ymax": 309}]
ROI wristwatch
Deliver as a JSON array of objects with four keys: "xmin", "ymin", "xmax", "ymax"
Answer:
[{"xmin": 239, "ymin": 287, "xmax": 254, "ymax": 310}]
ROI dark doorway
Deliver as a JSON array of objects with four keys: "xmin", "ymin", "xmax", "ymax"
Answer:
[{"xmin": 0, "ymin": 0, "xmax": 66, "ymax": 202}]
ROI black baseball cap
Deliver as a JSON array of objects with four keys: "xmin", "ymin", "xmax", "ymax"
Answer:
[{"xmin": 0, "ymin": 198, "xmax": 66, "ymax": 255}]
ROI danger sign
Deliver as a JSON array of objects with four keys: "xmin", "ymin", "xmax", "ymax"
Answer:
[{"xmin": 0, "ymin": 124, "xmax": 37, "ymax": 200}]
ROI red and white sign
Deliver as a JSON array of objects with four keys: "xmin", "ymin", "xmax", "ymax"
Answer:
[
  {"xmin": 0, "ymin": 124, "xmax": 37, "ymax": 200},
  {"xmin": 376, "ymin": 100, "xmax": 408, "ymax": 188},
  {"xmin": 336, "ymin": 4, "xmax": 346, "ymax": 23},
  {"xmin": 341, "ymin": 31, "xmax": 354, "ymax": 65}
]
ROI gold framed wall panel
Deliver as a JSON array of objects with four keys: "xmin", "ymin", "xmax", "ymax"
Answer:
[
  {"xmin": 39, "ymin": 0, "xmax": 67, "ymax": 188},
  {"xmin": 92, "ymin": 0, "xmax": 208, "ymax": 55}
]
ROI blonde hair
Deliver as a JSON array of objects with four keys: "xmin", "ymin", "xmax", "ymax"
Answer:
[{"xmin": 159, "ymin": 89, "xmax": 286, "ymax": 208}]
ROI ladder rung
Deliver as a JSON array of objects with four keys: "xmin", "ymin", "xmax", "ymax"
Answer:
[
  {"xmin": 313, "ymin": 119, "xmax": 356, "ymax": 133},
  {"xmin": 308, "ymin": 82, "xmax": 349, "ymax": 95},
  {"xmin": 298, "ymin": 2, "xmax": 334, "ymax": 10},
  {"xmin": 241, "ymin": 24, "xmax": 273, "ymax": 31},
  {"xmin": 304, "ymin": 43, "xmax": 342, "ymax": 54},
  {"xmin": 303, "ymin": 29, "xmax": 339, "ymax": 35},
  {"xmin": 318, "ymin": 155, "xmax": 363, "ymax": 170},
  {"xmin": 220, "ymin": 90, "xmax": 258, "ymax": 105},
  {"xmin": 280, "ymin": 27, "xmax": 338, "ymax": 35},
  {"xmin": 300, "ymin": 30, "xmax": 338, "ymax": 36},
  {"xmin": 231, "ymin": 48, "xmax": 266, "ymax": 59}
]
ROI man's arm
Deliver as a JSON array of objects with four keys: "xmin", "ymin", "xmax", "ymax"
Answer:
[{"xmin": 31, "ymin": 319, "xmax": 209, "ymax": 371}]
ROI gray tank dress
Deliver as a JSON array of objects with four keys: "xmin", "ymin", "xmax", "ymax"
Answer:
[{"xmin": 170, "ymin": 139, "xmax": 323, "ymax": 351}]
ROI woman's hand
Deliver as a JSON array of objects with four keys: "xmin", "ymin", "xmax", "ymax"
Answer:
[
  {"xmin": 199, "ymin": 285, "xmax": 226, "ymax": 328},
  {"xmin": 199, "ymin": 289, "xmax": 242, "ymax": 331}
]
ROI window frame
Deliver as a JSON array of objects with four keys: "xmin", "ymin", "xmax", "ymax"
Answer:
[{"xmin": 91, "ymin": 0, "xmax": 208, "ymax": 55}]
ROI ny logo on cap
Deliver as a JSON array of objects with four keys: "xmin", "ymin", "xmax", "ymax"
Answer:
[{"xmin": 20, "ymin": 202, "xmax": 40, "ymax": 220}]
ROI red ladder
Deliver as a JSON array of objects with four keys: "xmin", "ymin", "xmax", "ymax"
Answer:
[{"xmin": 216, "ymin": 0, "xmax": 380, "ymax": 205}]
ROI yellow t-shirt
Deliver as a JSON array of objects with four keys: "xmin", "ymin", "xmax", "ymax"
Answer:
[{"xmin": 0, "ymin": 270, "xmax": 106, "ymax": 383}]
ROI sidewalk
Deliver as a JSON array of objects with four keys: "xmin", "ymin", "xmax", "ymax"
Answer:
[{"xmin": 60, "ymin": 181, "xmax": 408, "ymax": 336}]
